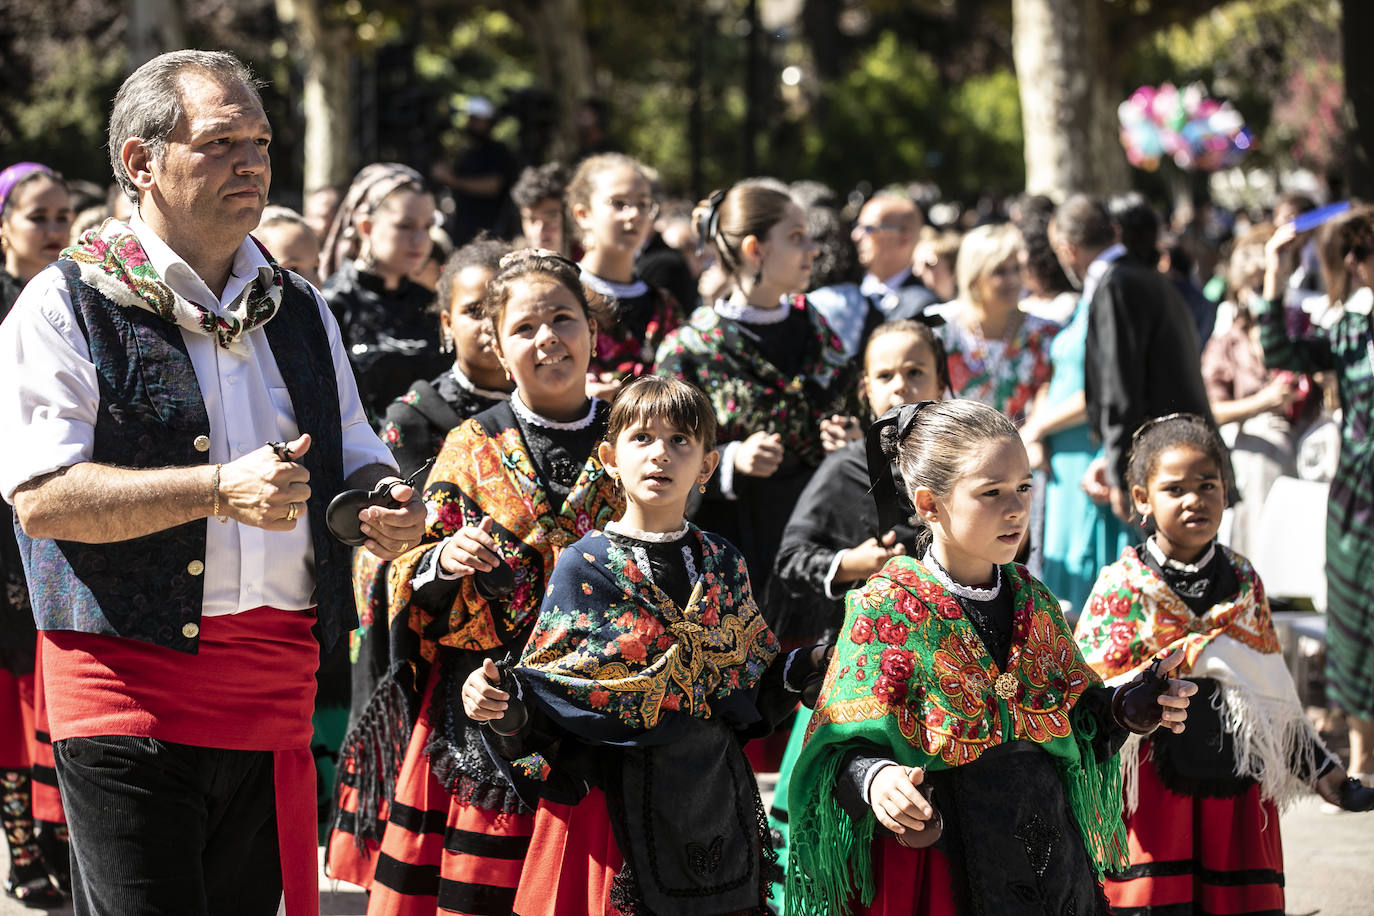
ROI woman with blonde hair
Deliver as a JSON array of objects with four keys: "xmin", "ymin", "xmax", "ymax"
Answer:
[{"xmin": 938, "ymin": 223, "xmax": 1059, "ymax": 424}]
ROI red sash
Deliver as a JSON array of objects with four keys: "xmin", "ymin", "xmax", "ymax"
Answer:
[{"xmin": 40, "ymin": 606, "xmax": 320, "ymax": 916}]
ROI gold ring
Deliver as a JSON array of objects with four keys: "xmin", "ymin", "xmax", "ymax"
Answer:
[{"xmin": 285, "ymin": 502, "xmax": 299, "ymax": 521}]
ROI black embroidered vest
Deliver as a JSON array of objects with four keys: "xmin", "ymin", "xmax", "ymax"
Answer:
[{"xmin": 15, "ymin": 260, "xmax": 355, "ymax": 653}]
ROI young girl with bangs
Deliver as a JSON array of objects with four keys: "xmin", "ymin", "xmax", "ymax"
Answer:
[
  {"xmin": 568, "ymin": 154, "xmax": 683, "ymax": 398},
  {"xmin": 328, "ymin": 250, "xmax": 623, "ymax": 914},
  {"xmin": 1074, "ymin": 413, "xmax": 1372, "ymax": 916},
  {"xmin": 462, "ymin": 375, "xmax": 831, "ymax": 916},
  {"xmin": 788, "ymin": 399, "xmax": 1196, "ymax": 916}
]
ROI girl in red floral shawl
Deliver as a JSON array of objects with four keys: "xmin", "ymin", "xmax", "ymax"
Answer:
[
  {"xmin": 462, "ymin": 375, "xmax": 831, "ymax": 916},
  {"xmin": 1074, "ymin": 413, "xmax": 1373, "ymax": 916},
  {"xmin": 327, "ymin": 250, "xmax": 622, "ymax": 914},
  {"xmin": 787, "ymin": 399, "xmax": 1196, "ymax": 916}
]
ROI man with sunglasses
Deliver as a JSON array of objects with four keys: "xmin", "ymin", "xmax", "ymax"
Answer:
[{"xmin": 853, "ymin": 193, "xmax": 939, "ymax": 321}]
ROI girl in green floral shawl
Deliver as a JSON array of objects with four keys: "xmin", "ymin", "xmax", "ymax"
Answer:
[{"xmin": 786, "ymin": 399, "xmax": 1197, "ymax": 916}]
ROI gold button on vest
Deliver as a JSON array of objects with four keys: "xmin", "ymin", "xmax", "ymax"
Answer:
[
  {"xmin": 182, "ymin": 622, "xmax": 200, "ymax": 639},
  {"xmin": 187, "ymin": 559, "xmax": 205, "ymax": 576},
  {"xmin": 193, "ymin": 435, "xmax": 211, "ymax": 453}
]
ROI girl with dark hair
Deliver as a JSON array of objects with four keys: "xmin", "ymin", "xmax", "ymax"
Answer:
[
  {"xmin": 1, "ymin": 163, "xmax": 71, "ymax": 315},
  {"xmin": 0, "ymin": 161, "xmax": 72, "ymax": 905},
  {"xmin": 378, "ymin": 237, "xmax": 515, "ymax": 479},
  {"xmin": 655, "ymin": 180, "xmax": 858, "ymax": 610},
  {"xmin": 788, "ymin": 400, "xmax": 1196, "ymax": 916},
  {"xmin": 320, "ymin": 163, "xmax": 447, "ymax": 418},
  {"xmin": 765, "ymin": 318, "xmax": 948, "ymax": 910},
  {"xmin": 567, "ymin": 153, "xmax": 683, "ymax": 397},
  {"xmin": 461, "ymin": 375, "xmax": 829, "ymax": 915},
  {"xmin": 1075, "ymin": 413, "xmax": 1372, "ymax": 915},
  {"xmin": 327, "ymin": 251, "xmax": 622, "ymax": 914}
]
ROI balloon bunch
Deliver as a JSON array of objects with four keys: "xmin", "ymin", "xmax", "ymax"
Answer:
[{"xmin": 1118, "ymin": 83, "xmax": 1253, "ymax": 172}]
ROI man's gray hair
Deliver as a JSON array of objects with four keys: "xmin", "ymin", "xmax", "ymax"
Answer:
[
  {"xmin": 1052, "ymin": 193, "xmax": 1115, "ymax": 249},
  {"xmin": 107, "ymin": 50, "xmax": 264, "ymax": 202}
]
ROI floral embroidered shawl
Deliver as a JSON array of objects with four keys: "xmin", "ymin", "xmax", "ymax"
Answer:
[
  {"xmin": 518, "ymin": 526, "xmax": 778, "ymax": 739},
  {"xmin": 61, "ymin": 218, "xmax": 283, "ymax": 348},
  {"xmin": 385, "ymin": 404, "xmax": 622, "ymax": 659},
  {"xmin": 1074, "ymin": 544, "xmax": 1281, "ymax": 683},
  {"xmin": 787, "ymin": 556, "xmax": 1126, "ymax": 915},
  {"xmin": 654, "ymin": 295, "xmax": 855, "ymax": 467}
]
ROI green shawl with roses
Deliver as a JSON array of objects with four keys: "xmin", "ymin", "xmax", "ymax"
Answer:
[{"xmin": 786, "ymin": 556, "xmax": 1127, "ymax": 915}]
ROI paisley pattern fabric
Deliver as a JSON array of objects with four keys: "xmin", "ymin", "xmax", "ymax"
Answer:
[
  {"xmin": 1074, "ymin": 544, "xmax": 1281, "ymax": 683},
  {"xmin": 519, "ymin": 526, "xmax": 778, "ymax": 732},
  {"xmin": 654, "ymin": 295, "xmax": 853, "ymax": 468},
  {"xmin": 385, "ymin": 404, "xmax": 623, "ymax": 659},
  {"xmin": 62, "ymin": 219, "xmax": 282, "ymax": 348},
  {"xmin": 787, "ymin": 556, "xmax": 1126, "ymax": 915}
]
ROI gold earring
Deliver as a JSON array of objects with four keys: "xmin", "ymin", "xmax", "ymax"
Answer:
[{"xmin": 697, "ymin": 482, "xmax": 707, "ymax": 494}]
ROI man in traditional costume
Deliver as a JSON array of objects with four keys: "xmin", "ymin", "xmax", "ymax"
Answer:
[{"xmin": 0, "ymin": 49, "xmax": 422, "ymax": 915}]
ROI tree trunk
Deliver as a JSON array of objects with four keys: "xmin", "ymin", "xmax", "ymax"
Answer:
[
  {"xmin": 513, "ymin": 0, "xmax": 596, "ymax": 161},
  {"xmin": 275, "ymin": 0, "xmax": 353, "ymax": 195},
  {"xmin": 127, "ymin": 0, "xmax": 186, "ymax": 71},
  {"xmin": 1342, "ymin": 0, "xmax": 1374, "ymax": 198},
  {"xmin": 1012, "ymin": 0, "xmax": 1128, "ymax": 197}
]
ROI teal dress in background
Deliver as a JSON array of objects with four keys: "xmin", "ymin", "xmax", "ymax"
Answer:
[{"xmin": 1039, "ymin": 297, "xmax": 1132, "ymax": 617}]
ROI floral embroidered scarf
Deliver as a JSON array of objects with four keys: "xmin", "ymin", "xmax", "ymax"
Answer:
[
  {"xmin": 654, "ymin": 294, "xmax": 855, "ymax": 467},
  {"xmin": 787, "ymin": 556, "xmax": 1126, "ymax": 915},
  {"xmin": 1074, "ymin": 544, "xmax": 1281, "ymax": 683},
  {"xmin": 385, "ymin": 404, "xmax": 622, "ymax": 659},
  {"xmin": 61, "ymin": 218, "xmax": 283, "ymax": 349},
  {"xmin": 518, "ymin": 527, "xmax": 778, "ymax": 738}
]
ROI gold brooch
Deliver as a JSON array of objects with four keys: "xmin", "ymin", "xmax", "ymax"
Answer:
[{"xmin": 994, "ymin": 672, "xmax": 1018, "ymax": 699}]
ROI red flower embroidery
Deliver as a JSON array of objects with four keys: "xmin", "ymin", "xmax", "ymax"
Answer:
[
  {"xmin": 660, "ymin": 692, "xmax": 681, "ymax": 711},
  {"xmin": 872, "ymin": 674, "xmax": 908, "ymax": 705},
  {"xmin": 589, "ymin": 690, "xmax": 610, "ymax": 708},
  {"xmin": 879, "ymin": 647, "xmax": 915, "ymax": 682},
  {"xmin": 850, "ymin": 615, "xmax": 876, "ymax": 644},
  {"xmin": 876, "ymin": 615, "xmax": 910, "ymax": 646}
]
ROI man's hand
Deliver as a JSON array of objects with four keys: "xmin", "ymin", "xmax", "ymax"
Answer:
[
  {"xmin": 217, "ymin": 433, "xmax": 313, "ymax": 530},
  {"xmin": 359, "ymin": 480, "xmax": 425, "ymax": 560}
]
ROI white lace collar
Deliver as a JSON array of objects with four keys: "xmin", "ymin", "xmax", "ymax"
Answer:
[
  {"xmin": 579, "ymin": 267, "xmax": 648, "ymax": 300},
  {"xmin": 605, "ymin": 519, "xmax": 691, "ymax": 542},
  {"xmin": 922, "ymin": 549, "xmax": 1002, "ymax": 602},
  {"xmin": 1145, "ymin": 535, "xmax": 1216, "ymax": 573},
  {"xmin": 510, "ymin": 391, "xmax": 599, "ymax": 430},
  {"xmin": 451, "ymin": 363, "xmax": 511, "ymax": 401},
  {"xmin": 713, "ymin": 295, "xmax": 791, "ymax": 325}
]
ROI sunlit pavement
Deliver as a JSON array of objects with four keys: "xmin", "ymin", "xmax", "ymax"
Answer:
[{"xmin": 0, "ymin": 784, "xmax": 1367, "ymax": 914}]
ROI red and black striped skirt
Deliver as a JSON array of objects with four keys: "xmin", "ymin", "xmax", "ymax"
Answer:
[
  {"xmin": 362, "ymin": 668, "xmax": 534, "ymax": 916},
  {"xmin": 1105, "ymin": 751, "xmax": 1285, "ymax": 916}
]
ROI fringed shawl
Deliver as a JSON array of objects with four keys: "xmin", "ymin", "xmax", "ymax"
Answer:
[
  {"xmin": 1075, "ymin": 544, "xmax": 1281, "ymax": 683},
  {"xmin": 333, "ymin": 403, "xmax": 621, "ymax": 848},
  {"xmin": 389, "ymin": 406, "xmax": 622, "ymax": 658},
  {"xmin": 787, "ymin": 557, "xmax": 1127, "ymax": 915},
  {"xmin": 1076, "ymin": 544, "xmax": 1324, "ymax": 811},
  {"xmin": 518, "ymin": 527, "xmax": 779, "ymax": 740}
]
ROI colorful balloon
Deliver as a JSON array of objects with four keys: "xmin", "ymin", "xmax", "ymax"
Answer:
[{"xmin": 1118, "ymin": 82, "xmax": 1253, "ymax": 172}]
